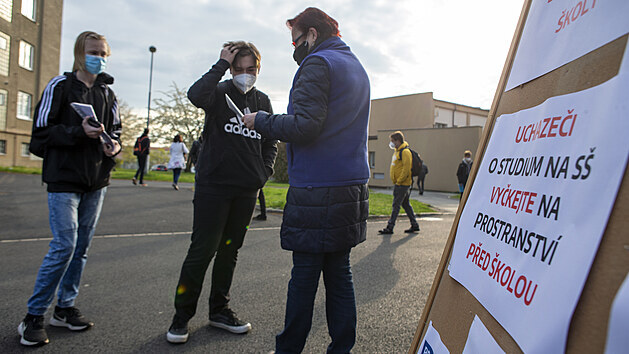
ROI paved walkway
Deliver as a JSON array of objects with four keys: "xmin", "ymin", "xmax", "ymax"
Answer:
[{"xmin": 369, "ymin": 187, "xmax": 461, "ymax": 214}]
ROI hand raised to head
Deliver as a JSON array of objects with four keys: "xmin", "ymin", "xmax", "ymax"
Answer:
[{"xmin": 220, "ymin": 44, "xmax": 240, "ymax": 64}]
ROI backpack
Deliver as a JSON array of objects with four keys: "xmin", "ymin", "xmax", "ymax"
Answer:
[
  {"xmin": 133, "ymin": 136, "xmax": 147, "ymax": 156},
  {"xmin": 398, "ymin": 146, "xmax": 423, "ymax": 177}
]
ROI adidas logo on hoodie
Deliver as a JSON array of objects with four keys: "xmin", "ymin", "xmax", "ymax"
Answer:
[{"xmin": 224, "ymin": 107, "xmax": 262, "ymax": 140}]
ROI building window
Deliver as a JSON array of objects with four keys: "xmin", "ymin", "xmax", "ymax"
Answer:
[
  {"xmin": 0, "ymin": 139, "xmax": 5, "ymax": 154},
  {"xmin": 434, "ymin": 123, "xmax": 447, "ymax": 128},
  {"xmin": 21, "ymin": 142, "xmax": 29, "ymax": 156},
  {"xmin": 373, "ymin": 173, "xmax": 385, "ymax": 180},
  {"xmin": 17, "ymin": 91, "xmax": 32, "ymax": 120},
  {"xmin": 0, "ymin": 0, "xmax": 12, "ymax": 22},
  {"xmin": 0, "ymin": 32, "xmax": 9, "ymax": 76},
  {"xmin": 21, "ymin": 0, "xmax": 36, "ymax": 21},
  {"xmin": 0, "ymin": 89, "xmax": 6, "ymax": 129},
  {"xmin": 369, "ymin": 152, "xmax": 375, "ymax": 168},
  {"xmin": 19, "ymin": 41, "xmax": 34, "ymax": 70}
]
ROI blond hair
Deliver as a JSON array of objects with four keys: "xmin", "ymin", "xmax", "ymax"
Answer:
[
  {"xmin": 72, "ymin": 31, "xmax": 110, "ymax": 72},
  {"xmin": 224, "ymin": 41, "xmax": 261, "ymax": 69},
  {"xmin": 390, "ymin": 131, "xmax": 404, "ymax": 143}
]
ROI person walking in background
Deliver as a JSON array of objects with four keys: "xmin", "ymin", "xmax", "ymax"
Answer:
[
  {"xmin": 243, "ymin": 7, "xmax": 370, "ymax": 353},
  {"xmin": 21, "ymin": 31, "xmax": 121, "ymax": 346},
  {"xmin": 168, "ymin": 134, "xmax": 188, "ymax": 191},
  {"xmin": 254, "ymin": 188, "xmax": 267, "ymax": 220},
  {"xmin": 188, "ymin": 135, "xmax": 202, "ymax": 170},
  {"xmin": 417, "ymin": 160, "xmax": 428, "ymax": 195},
  {"xmin": 132, "ymin": 128, "xmax": 150, "ymax": 186},
  {"xmin": 457, "ymin": 150, "xmax": 473, "ymax": 195},
  {"xmin": 378, "ymin": 131, "xmax": 420, "ymax": 235},
  {"xmin": 166, "ymin": 40, "xmax": 277, "ymax": 344}
]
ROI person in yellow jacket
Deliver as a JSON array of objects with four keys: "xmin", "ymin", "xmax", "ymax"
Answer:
[{"xmin": 379, "ymin": 131, "xmax": 420, "ymax": 234}]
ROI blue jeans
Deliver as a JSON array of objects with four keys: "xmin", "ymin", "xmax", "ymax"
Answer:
[
  {"xmin": 173, "ymin": 168, "xmax": 182, "ymax": 185},
  {"xmin": 276, "ymin": 250, "xmax": 356, "ymax": 354},
  {"xmin": 27, "ymin": 188, "xmax": 106, "ymax": 315}
]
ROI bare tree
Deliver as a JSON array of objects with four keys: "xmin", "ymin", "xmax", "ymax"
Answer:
[{"xmin": 151, "ymin": 83, "xmax": 205, "ymax": 149}]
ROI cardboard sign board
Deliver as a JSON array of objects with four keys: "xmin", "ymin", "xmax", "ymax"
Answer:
[{"xmin": 409, "ymin": 0, "xmax": 629, "ymax": 353}]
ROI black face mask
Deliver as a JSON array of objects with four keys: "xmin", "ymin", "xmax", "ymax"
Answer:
[{"xmin": 293, "ymin": 40, "xmax": 309, "ymax": 65}]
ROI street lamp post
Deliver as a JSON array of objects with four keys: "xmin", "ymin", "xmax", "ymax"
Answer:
[
  {"xmin": 147, "ymin": 46, "xmax": 156, "ymax": 129},
  {"xmin": 145, "ymin": 46, "xmax": 156, "ymax": 174}
]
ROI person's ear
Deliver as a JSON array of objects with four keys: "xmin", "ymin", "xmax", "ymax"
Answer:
[{"xmin": 309, "ymin": 27, "xmax": 318, "ymax": 45}]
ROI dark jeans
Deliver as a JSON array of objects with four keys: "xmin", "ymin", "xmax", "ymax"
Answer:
[
  {"xmin": 276, "ymin": 250, "xmax": 356, "ymax": 354},
  {"xmin": 386, "ymin": 184, "xmax": 418, "ymax": 230},
  {"xmin": 417, "ymin": 176, "xmax": 425, "ymax": 194},
  {"xmin": 173, "ymin": 191, "xmax": 256, "ymax": 320},
  {"xmin": 258, "ymin": 188, "xmax": 266, "ymax": 216},
  {"xmin": 172, "ymin": 168, "xmax": 182, "ymax": 185},
  {"xmin": 134, "ymin": 155, "xmax": 147, "ymax": 183}
]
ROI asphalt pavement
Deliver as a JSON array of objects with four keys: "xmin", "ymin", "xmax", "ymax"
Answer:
[{"xmin": 0, "ymin": 172, "xmax": 457, "ymax": 353}]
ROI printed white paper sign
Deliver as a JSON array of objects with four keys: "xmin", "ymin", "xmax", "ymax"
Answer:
[
  {"xmin": 505, "ymin": 0, "xmax": 629, "ymax": 90},
  {"xmin": 449, "ymin": 72, "xmax": 629, "ymax": 353},
  {"xmin": 462, "ymin": 316, "xmax": 504, "ymax": 354},
  {"xmin": 604, "ymin": 273, "xmax": 629, "ymax": 354},
  {"xmin": 418, "ymin": 321, "xmax": 449, "ymax": 354}
]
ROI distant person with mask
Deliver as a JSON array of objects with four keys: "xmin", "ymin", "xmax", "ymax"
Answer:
[
  {"xmin": 457, "ymin": 150, "xmax": 473, "ymax": 194},
  {"xmin": 243, "ymin": 7, "xmax": 370, "ymax": 353},
  {"xmin": 166, "ymin": 41, "xmax": 277, "ymax": 344},
  {"xmin": 378, "ymin": 131, "xmax": 420, "ymax": 235},
  {"xmin": 21, "ymin": 30, "xmax": 121, "ymax": 347},
  {"xmin": 132, "ymin": 128, "xmax": 150, "ymax": 186}
]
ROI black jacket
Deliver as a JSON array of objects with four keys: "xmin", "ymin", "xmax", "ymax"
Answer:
[
  {"xmin": 30, "ymin": 72, "xmax": 121, "ymax": 193},
  {"xmin": 188, "ymin": 59, "xmax": 277, "ymax": 193},
  {"xmin": 457, "ymin": 160, "xmax": 472, "ymax": 185},
  {"xmin": 135, "ymin": 134, "xmax": 150, "ymax": 157}
]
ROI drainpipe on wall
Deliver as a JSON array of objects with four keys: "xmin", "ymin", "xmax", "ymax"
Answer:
[{"xmin": 451, "ymin": 104, "xmax": 457, "ymax": 127}]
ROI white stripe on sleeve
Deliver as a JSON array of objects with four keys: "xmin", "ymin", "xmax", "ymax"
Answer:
[{"xmin": 36, "ymin": 75, "xmax": 67, "ymax": 128}]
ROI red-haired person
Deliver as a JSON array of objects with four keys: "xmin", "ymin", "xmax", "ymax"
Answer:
[
  {"xmin": 20, "ymin": 31, "xmax": 121, "ymax": 346},
  {"xmin": 243, "ymin": 7, "xmax": 370, "ymax": 353}
]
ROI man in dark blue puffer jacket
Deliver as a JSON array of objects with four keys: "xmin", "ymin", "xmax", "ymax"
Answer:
[{"xmin": 243, "ymin": 7, "xmax": 370, "ymax": 353}]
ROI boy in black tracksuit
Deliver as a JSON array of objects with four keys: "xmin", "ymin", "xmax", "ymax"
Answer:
[{"xmin": 167, "ymin": 41, "xmax": 277, "ymax": 344}]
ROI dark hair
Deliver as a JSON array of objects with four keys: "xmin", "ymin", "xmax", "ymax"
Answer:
[
  {"xmin": 223, "ymin": 40, "xmax": 261, "ymax": 69},
  {"xmin": 173, "ymin": 134, "xmax": 182, "ymax": 143},
  {"xmin": 287, "ymin": 7, "xmax": 341, "ymax": 41},
  {"xmin": 142, "ymin": 128, "xmax": 149, "ymax": 136},
  {"xmin": 390, "ymin": 131, "xmax": 404, "ymax": 143}
]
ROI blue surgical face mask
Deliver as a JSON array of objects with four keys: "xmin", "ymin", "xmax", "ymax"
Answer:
[{"xmin": 85, "ymin": 54, "xmax": 107, "ymax": 75}]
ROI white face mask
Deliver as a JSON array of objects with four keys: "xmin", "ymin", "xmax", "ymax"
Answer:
[
  {"xmin": 389, "ymin": 141, "xmax": 396, "ymax": 149},
  {"xmin": 464, "ymin": 157, "xmax": 472, "ymax": 163},
  {"xmin": 233, "ymin": 73, "xmax": 256, "ymax": 94}
]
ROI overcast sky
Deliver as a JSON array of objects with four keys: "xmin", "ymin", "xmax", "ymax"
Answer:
[{"xmin": 59, "ymin": 0, "xmax": 523, "ymax": 115}]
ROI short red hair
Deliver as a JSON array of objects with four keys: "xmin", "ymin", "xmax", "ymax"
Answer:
[{"xmin": 287, "ymin": 7, "xmax": 341, "ymax": 40}]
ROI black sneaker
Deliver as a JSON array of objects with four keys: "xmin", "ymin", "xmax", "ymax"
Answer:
[
  {"xmin": 378, "ymin": 228, "xmax": 394, "ymax": 235},
  {"xmin": 209, "ymin": 308, "xmax": 251, "ymax": 334},
  {"xmin": 49, "ymin": 306, "xmax": 93, "ymax": 331},
  {"xmin": 404, "ymin": 226, "xmax": 420, "ymax": 233},
  {"xmin": 18, "ymin": 314, "xmax": 49, "ymax": 346},
  {"xmin": 254, "ymin": 214, "xmax": 267, "ymax": 221},
  {"xmin": 166, "ymin": 316, "xmax": 189, "ymax": 344}
]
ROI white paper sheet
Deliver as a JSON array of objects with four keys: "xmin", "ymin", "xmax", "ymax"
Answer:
[
  {"xmin": 418, "ymin": 321, "xmax": 450, "ymax": 354},
  {"xmin": 462, "ymin": 316, "xmax": 505, "ymax": 354},
  {"xmin": 449, "ymin": 72, "xmax": 629, "ymax": 353},
  {"xmin": 505, "ymin": 0, "xmax": 629, "ymax": 90}
]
